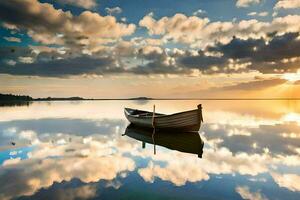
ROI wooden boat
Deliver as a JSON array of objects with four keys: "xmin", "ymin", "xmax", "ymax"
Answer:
[
  {"xmin": 124, "ymin": 124, "xmax": 204, "ymax": 157},
  {"xmin": 124, "ymin": 104, "xmax": 203, "ymax": 131}
]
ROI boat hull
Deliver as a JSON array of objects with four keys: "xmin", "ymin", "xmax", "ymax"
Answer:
[{"xmin": 124, "ymin": 106, "xmax": 202, "ymax": 132}]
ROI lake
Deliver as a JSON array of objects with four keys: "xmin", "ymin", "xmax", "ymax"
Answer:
[{"xmin": 1, "ymin": 100, "xmax": 300, "ymax": 200}]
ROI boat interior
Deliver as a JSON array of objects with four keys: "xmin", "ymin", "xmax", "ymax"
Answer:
[{"xmin": 125, "ymin": 108, "xmax": 164, "ymax": 117}]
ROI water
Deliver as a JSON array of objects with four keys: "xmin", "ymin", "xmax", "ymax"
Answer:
[{"xmin": 1, "ymin": 100, "xmax": 300, "ymax": 200}]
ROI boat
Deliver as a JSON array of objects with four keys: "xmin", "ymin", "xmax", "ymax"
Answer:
[
  {"xmin": 124, "ymin": 104, "xmax": 203, "ymax": 131},
  {"xmin": 124, "ymin": 125, "xmax": 204, "ymax": 157}
]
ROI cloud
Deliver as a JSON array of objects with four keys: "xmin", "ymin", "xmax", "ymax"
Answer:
[
  {"xmin": 130, "ymin": 46, "xmax": 191, "ymax": 75},
  {"xmin": 105, "ymin": 7, "xmax": 122, "ymax": 15},
  {"xmin": 236, "ymin": 0, "xmax": 261, "ymax": 8},
  {"xmin": 271, "ymin": 173, "xmax": 300, "ymax": 192},
  {"xmin": 274, "ymin": 0, "xmax": 300, "ymax": 9},
  {"xmin": 1, "ymin": 1, "xmax": 300, "ymax": 78},
  {"xmin": 236, "ymin": 186, "xmax": 268, "ymax": 200},
  {"xmin": 3, "ymin": 36, "xmax": 21, "ymax": 42},
  {"xmin": 0, "ymin": 55, "xmax": 124, "ymax": 77},
  {"xmin": 208, "ymin": 32, "xmax": 300, "ymax": 73},
  {"xmin": 1, "ymin": 32, "xmax": 300, "ymax": 77},
  {"xmin": 175, "ymin": 33, "xmax": 300, "ymax": 74},
  {"xmin": 0, "ymin": 0, "xmax": 135, "ymax": 49},
  {"xmin": 248, "ymin": 12, "xmax": 268, "ymax": 17},
  {"xmin": 139, "ymin": 13, "xmax": 300, "ymax": 49},
  {"xmin": 193, "ymin": 9, "xmax": 206, "ymax": 16},
  {"xmin": 55, "ymin": 0, "xmax": 97, "ymax": 9},
  {"xmin": 139, "ymin": 13, "xmax": 211, "ymax": 45}
]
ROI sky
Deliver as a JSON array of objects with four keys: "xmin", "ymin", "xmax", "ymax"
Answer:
[{"xmin": 0, "ymin": 0, "xmax": 300, "ymax": 98}]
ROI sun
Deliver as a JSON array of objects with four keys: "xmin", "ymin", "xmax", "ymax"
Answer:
[{"xmin": 283, "ymin": 70, "xmax": 300, "ymax": 82}]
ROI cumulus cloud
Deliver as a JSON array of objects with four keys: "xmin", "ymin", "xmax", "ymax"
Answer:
[
  {"xmin": 0, "ymin": 0, "xmax": 135, "ymax": 49},
  {"xmin": 139, "ymin": 13, "xmax": 300, "ymax": 49},
  {"xmin": 55, "ymin": 0, "xmax": 97, "ymax": 9},
  {"xmin": 271, "ymin": 173, "xmax": 300, "ymax": 192},
  {"xmin": 274, "ymin": 0, "xmax": 300, "ymax": 9},
  {"xmin": 236, "ymin": 0, "xmax": 261, "ymax": 8}
]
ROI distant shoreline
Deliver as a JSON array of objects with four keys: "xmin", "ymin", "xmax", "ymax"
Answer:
[
  {"xmin": 2, "ymin": 98, "xmax": 300, "ymax": 102},
  {"xmin": 1, "ymin": 93, "xmax": 300, "ymax": 102}
]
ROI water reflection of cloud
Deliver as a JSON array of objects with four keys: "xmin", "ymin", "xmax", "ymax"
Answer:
[
  {"xmin": 20, "ymin": 184, "xmax": 98, "ymax": 200},
  {"xmin": 202, "ymin": 122, "xmax": 300, "ymax": 156},
  {"xmin": 0, "ymin": 118, "xmax": 138, "ymax": 200},
  {"xmin": 1, "ymin": 100, "xmax": 300, "ymax": 199},
  {"xmin": 138, "ymin": 160, "xmax": 209, "ymax": 186},
  {"xmin": 0, "ymin": 142, "xmax": 135, "ymax": 200},
  {"xmin": 0, "ymin": 118, "xmax": 127, "ymax": 151}
]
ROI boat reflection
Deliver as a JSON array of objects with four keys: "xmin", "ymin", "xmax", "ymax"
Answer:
[{"xmin": 124, "ymin": 124, "xmax": 204, "ymax": 158}]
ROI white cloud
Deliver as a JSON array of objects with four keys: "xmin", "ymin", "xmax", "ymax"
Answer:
[
  {"xmin": 271, "ymin": 173, "xmax": 300, "ymax": 192},
  {"xmin": 193, "ymin": 9, "xmax": 206, "ymax": 16},
  {"xmin": 0, "ymin": 0, "xmax": 135, "ymax": 51},
  {"xmin": 121, "ymin": 17, "xmax": 127, "ymax": 22},
  {"xmin": 56, "ymin": 0, "xmax": 97, "ymax": 9},
  {"xmin": 248, "ymin": 11, "xmax": 268, "ymax": 17},
  {"xmin": 236, "ymin": 0, "xmax": 261, "ymax": 8},
  {"xmin": 275, "ymin": 0, "xmax": 300, "ymax": 9},
  {"xmin": 139, "ymin": 13, "xmax": 300, "ymax": 48}
]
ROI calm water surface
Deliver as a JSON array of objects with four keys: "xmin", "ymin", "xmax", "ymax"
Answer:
[{"xmin": 1, "ymin": 100, "xmax": 300, "ymax": 200}]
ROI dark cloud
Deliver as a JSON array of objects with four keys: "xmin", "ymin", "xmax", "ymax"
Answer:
[
  {"xmin": 0, "ymin": 55, "xmax": 124, "ymax": 77},
  {"xmin": 209, "ymin": 32, "xmax": 300, "ymax": 73},
  {"xmin": 130, "ymin": 61, "xmax": 190, "ymax": 75},
  {"xmin": 171, "ymin": 32, "xmax": 300, "ymax": 74},
  {"xmin": 177, "ymin": 50, "xmax": 226, "ymax": 70},
  {"xmin": 0, "ymin": 46, "xmax": 33, "ymax": 61}
]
